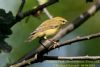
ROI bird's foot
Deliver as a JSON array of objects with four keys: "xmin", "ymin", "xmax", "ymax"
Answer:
[
  {"xmin": 52, "ymin": 40, "xmax": 59, "ymax": 48},
  {"xmin": 47, "ymin": 39, "xmax": 59, "ymax": 48},
  {"xmin": 44, "ymin": 36, "xmax": 59, "ymax": 48}
]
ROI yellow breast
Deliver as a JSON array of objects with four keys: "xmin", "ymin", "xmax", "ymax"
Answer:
[
  {"xmin": 36, "ymin": 27, "xmax": 58, "ymax": 39},
  {"xmin": 44, "ymin": 28, "xmax": 58, "ymax": 36}
]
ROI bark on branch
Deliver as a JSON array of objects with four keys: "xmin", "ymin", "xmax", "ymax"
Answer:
[{"xmin": 43, "ymin": 56, "xmax": 100, "ymax": 60}]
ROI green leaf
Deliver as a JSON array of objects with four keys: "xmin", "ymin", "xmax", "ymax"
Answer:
[
  {"xmin": 0, "ymin": 9, "xmax": 14, "ymax": 52},
  {"xmin": 0, "ymin": 9, "xmax": 14, "ymax": 35},
  {"xmin": 0, "ymin": 9, "xmax": 14, "ymax": 25}
]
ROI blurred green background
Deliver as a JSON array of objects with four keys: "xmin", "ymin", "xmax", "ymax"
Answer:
[{"xmin": 0, "ymin": 0, "xmax": 100, "ymax": 67}]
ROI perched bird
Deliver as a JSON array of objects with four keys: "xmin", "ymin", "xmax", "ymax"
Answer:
[{"xmin": 27, "ymin": 17, "xmax": 68, "ymax": 47}]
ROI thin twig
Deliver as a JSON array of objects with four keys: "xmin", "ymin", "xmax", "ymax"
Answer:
[
  {"xmin": 49, "ymin": 32, "xmax": 100, "ymax": 49},
  {"xmin": 16, "ymin": 0, "xmax": 26, "ymax": 16},
  {"xmin": 43, "ymin": 56, "xmax": 100, "ymax": 60},
  {"xmin": 9, "ymin": 0, "xmax": 58, "ymax": 28},
  {"xmin": 37, "ymin": 0, "xmax": 53, "ymax": 19}
]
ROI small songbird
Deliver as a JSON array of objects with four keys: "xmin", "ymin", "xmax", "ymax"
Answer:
[{"xmin": 27, "ymin": 17, "xmax": 68, "ymax": 47}]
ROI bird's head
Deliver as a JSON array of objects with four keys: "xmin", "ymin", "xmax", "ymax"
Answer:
[{"xmin": 53, "ymin": 17, "xmax": 68, "ymax": 25}]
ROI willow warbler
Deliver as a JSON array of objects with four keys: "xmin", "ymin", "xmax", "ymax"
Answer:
[{"xmin": 27, "ymin": 17, "xmax": 68, "ymax": 45}]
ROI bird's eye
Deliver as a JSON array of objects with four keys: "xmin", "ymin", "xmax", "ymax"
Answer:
[
  {"xmin": 62, "ymin": 20, "xmax": 65, "ymax": 22},
  {"xmin": 60, "ymin": 20, "xmax": 66, "ymax": 22}
]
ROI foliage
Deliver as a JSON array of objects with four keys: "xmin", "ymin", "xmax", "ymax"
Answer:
[{"xmin": 0, "ymin": 9, "xmax": 14, "ymax": 52}]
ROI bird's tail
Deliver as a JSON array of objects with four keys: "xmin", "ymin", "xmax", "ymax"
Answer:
[{"xmin": 26, "ymin": 33, "xmax": 38, "ymax": 42}]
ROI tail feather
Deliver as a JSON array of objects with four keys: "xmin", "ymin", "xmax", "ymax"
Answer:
[{"xmin": 26, "ymin": 33, "xmax": 38, "ymax": 42}]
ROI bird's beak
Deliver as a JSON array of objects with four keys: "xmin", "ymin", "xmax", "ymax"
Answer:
[{"xmin": 66, "ymin": 20, "xmax": 68, "ymax": 22}]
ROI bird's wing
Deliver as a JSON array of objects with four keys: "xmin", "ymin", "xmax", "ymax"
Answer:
[
  {"xmin": 30, "ymin": 19, "xmax": 53, "ymax": 35},
  {"xmin": 30, "ymin": 19, "xmax": 60, "ymax": 35},
  {"xmin": 35, "ymin": 19, "xmax": 60, "ymax": 32}
]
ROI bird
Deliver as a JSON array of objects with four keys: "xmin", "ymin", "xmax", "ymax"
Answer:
[{"xmin": 27, "ymin": 16, "xmax": 68, "ymax": 47}]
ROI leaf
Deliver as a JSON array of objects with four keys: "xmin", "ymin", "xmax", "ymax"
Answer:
[
  {"xmin": 0, "ymin": 9, "xmax": 14, "ymax": 35},
  {"xmin": 0, "ymin": 9, "xmax": 14, "ymax": 52}
]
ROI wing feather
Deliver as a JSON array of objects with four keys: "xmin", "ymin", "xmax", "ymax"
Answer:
[{"xmin": 32, "ymin": 19, "xmax": 60, "ymax": 33}]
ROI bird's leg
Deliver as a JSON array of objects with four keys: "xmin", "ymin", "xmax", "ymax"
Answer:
[
  {"xmin": 39, "ymin": 37, "xmax": 47, "ymax": 49},
  {"xmin": 39, "ymin": 36, "xmax": 59, "ymax": 49},
  {"xmin": 44, "ymin": 36, "xmax": 59, "ymax": 48},
  {"xmin": 52, "ymin": 40, "xmax": 59, "ymax": 48}
]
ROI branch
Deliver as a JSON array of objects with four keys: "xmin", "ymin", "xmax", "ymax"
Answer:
[
  {"xmin": 10, "ymin": 54, "xmax": 38, "ymax": 67},
  {"xmin": 16, "ymin": 0, "xmax": 26, "ymax": 16},
  {"xmin": 37, "ymin": 0, "xmax": 53, "ymax": 19},
  {"xmin": 9, "ymin": 0, "xmax": 59, "ymax": 28},
  {"xmin": 49, "ymin": 32, "xmax": 100, "ymax": 50},
  {"xmin": 9, "ymin": 0, "xmax": 100, "ymax": 67},
  {"xmin": 10, "ymin": 32, "xmax": 100, "ymax": 67},
  {"xmin": 43, "ymin": 56, "xmax": 100, "ymax": 60},
  {"xmin": 10, "ymin": 55, "xmax": 100, "ymax": 67}
]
